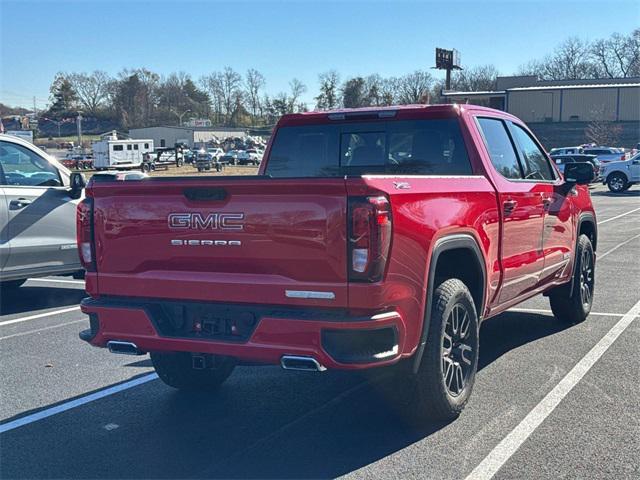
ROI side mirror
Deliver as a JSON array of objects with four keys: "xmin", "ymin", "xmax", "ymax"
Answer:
[
  {"xmin": 564, "ymin": 162, "xmax": 594, "ymax": 185},
  {"xmin": 69, "ymin": 171, "xmax": 87, "ymax": 199}
]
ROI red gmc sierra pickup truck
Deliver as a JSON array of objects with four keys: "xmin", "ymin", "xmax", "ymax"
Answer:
[{"xmin": 78, "ymin": 104, "xmax": 597, "ymax": 420}]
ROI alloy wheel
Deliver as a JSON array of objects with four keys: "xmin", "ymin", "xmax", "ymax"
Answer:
[
  {"xmin": 441, "ymin": 303, "xmax": 475, "ymax": 397},
  {"xmin": 580, "ymin": 248, "xmax": 594, "ymax": 308}
]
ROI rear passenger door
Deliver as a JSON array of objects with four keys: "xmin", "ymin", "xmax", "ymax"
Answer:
[
  {"xmin": 475, "ymin": 117, "xmax": 546, "ymax": 304},
  {"xmin": 508, "ymin": 123, "xmax": 574, "ymax": 285}
]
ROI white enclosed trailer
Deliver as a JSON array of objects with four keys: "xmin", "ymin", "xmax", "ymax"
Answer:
[{"xmin": 92, "ymin": 134, "xmax": 154, "ymax": 170}]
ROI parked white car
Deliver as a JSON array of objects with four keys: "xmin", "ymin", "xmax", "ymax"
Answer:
[
  {"xmin": 549, "ymin": 146, "xmax": 583, "ymax": 155},
  {"xmin": 600, "ymin": 153, "xmax": 640, "ymax": 192},
  {"xmin": 582, "ymin": 147, "xmax": 626, "ymax": 164}
]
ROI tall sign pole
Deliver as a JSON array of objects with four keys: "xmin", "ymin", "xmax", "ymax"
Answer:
[{"xmin": 434, "ymin": 48, "xmax": 462, "ymax": 90}]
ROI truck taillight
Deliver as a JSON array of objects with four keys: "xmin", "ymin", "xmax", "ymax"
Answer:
[
  {"xmin": 77, "ymin": 197, "xmax": 96, "ymax": 272},
  {"xmin": 348, "ymin": 196, "xmax": 392, "ymax": 282}
]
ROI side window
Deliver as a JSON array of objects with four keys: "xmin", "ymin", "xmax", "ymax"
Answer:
[
  {"xmin": 127, "ymin": 144, "xmax": 132, "ymax": 151},
  {"xmin": 134, "ymin": 144, "xmax": 139, "ymax": 150},
  {"xmin": 0, "ymin": 141, "xmax": 62, "ymax": 187},
  {"xmin": 509, "ymin": 124, "xmax": 555, "ymax": 181},
  {"xmin": 144, "ymin": 143, "xmax": 149, "ymax": 149},
  {"xmin": 113, "ymin": 145, "xmax": 123, "ymax": 151},
  {"xmin": 476, "ymin": 118, "xmax": 522, "ymax": 179},
  {"xmin": 266, "ymin": 125, "xmax": 340, "ymax": 177}
]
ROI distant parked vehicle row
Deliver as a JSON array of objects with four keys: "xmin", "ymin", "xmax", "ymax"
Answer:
[{"xmin": 549, "ymin": 145, "xmax": 627, "ymax": 164}]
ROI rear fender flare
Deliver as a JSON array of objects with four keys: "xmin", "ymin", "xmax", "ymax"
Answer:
[{"xmin": 412, "ymin": 234, "xmax": 486, "ymax": 373}]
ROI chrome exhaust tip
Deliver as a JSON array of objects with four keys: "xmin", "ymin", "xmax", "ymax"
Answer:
[
  {"xmin": 280, "ymin": 355, "xmax": 326, "ymax": 372},
  {"xmin": 107, "ymin": 341, "xmax": 143, "ymax": 356}
]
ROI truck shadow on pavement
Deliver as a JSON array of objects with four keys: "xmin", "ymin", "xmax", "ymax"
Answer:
[
  {"xmin": 0, "ymin": 285, "xmax": 86, "ymax": 316},
  {"xmin": 0, "ymin": 311, "xmax": 573, "ymax": 479}
]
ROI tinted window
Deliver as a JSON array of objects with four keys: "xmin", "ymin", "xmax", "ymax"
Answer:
[
  {"xmin": 0, "ymin": 141, "xmax": 62, "ymax": 187},
  {"xmin": 476, "ymin": 118, "xmax": 522, "ymax": 179},
  {"xmin": 134, "ymin": 144, "xmax": 139, "ymax": 150},
  {"xmin": 266, "ymin": 125, "xmax": 340, "ymax": 177},
  {"xmin": 510, "ymin": 124, "xmax": 555, "ymax": 181},
  {"xmin": 266, "ymin": 119, "xmax": 472, "ymax": 177},
  {"xmin": 127, "ymin": 144, "xmax": 132, "ymax": 150},
  {"xmin": 113, "ymin": 145, "xmax": 123, "ymax": 151}
]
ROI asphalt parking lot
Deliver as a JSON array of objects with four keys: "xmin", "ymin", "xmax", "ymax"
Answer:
[{"xmin": 0, "ymin": 184, "xmax": 638, "ymax": 479}]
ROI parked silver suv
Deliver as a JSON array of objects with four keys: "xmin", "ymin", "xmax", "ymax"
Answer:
[
  {"xmin": 601, "ymin": 152, "xmax": 640, "ymax": 192},
  {"xmin": 0, "ymin": 134, "xmax": 85, "ymax": 289}
]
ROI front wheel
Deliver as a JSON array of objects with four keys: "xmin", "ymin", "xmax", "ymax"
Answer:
[
  {"xmin": 401, "ymin": 278, "xmax": 479, "ymax": 421},
  {"xmin": 151, "ymin": 352, "xmax": 235, "ymax": 391},
  {"xmin": 607, "ymin": 172, "xmax": 628, "ymax": 192},
  {"xmin": 549, "ymin": 234, "xmax": 594, "ymax": 324}
]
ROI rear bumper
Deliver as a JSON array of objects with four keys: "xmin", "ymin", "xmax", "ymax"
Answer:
[{"xmin": 79, "ymin": 297, "xmax": 407, "ymax": 370}]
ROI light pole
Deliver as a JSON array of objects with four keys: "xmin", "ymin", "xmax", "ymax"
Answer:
[
  {"xmin": 76, "ymin": 112, "xmax": 83, "ymax": 149},
  {"xmin": 172, "ymin": 108, "xmax": 191, "ymax": 126}
]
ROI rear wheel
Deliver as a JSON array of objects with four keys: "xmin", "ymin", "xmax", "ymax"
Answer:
[
  {"xmin": 400, "ymin": 279, "xmax": 479, "ymax": 421},
  {"xmin": 607, "ymin": 172, "xmax": 628, "ymax": 192},
  {"xmin": 151, "ymin": 352, "xmax": 235, "ymax": 391},
  {"xmin": 549, "ymin": 234, "xmax": 594, "ymax": 324}
]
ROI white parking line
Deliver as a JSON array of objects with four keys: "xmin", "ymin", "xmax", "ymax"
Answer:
[
  {"xmin": 0, "ymin": 319, "xmax": 86, "ymax": 341},
  {"xmin": 27, "ymin": 278, "xmax": 85, "ymax": 285},
  {"xmin": 0, "ymin": 373, "xmax": 158, "ymax": 434},
  {"xmin": 466, "ymin": 298, "xmax": 640, "ymax": 480},
  {"xmin": 597, "ymin": 232, "xmax": 640, "ymax": 260},
  {"xmin": 597, "ymin": 207, "xmax": 640, "ymax": 225},
  {"xmin": 0, "ymin": 306, "xmax": 81, "ymax": 327}
]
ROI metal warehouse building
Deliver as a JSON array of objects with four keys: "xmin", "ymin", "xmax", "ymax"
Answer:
[
  {"xmin": 443, "ymin": 76, "xmax": 640, "ymax": 123},
  {"xmin": 128, "ymin": 126, "xmax": 247, "ymax": 148}
]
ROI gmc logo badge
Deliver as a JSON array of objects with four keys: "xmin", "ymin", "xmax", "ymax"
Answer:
[{"xmin": 168, "ymin": 213, "xmax": 244, "ymax": 230}]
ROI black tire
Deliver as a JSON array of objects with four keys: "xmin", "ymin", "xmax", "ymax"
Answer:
[
  {"xmin": 403, "ymin": 279, "xmax": 479, "ymax": 421},
  {"xmin": 549, "ymin": 234, "xmax": 595, "ymax": 324},
  {"xmin": 607, "ymin": 172, "xmax": 628, "ymax": 192},
  {"xmin": 1, "ymin": 279, "xmax": 27, "ymax": 290},
  {"xmin": 151, "ymin": 352, "xmax": 235, "ymax": 391}
]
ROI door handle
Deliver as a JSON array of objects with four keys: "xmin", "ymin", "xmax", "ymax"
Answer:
[
  {"xmin": 9, "ymin": 198, "xmax": 32, "ymax": 209},
  {"xmin": 503, "ymin": 199, "xmax": 518, "ymax": 214}
]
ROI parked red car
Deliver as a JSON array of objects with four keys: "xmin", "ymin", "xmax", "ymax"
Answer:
[{"xmin": 78, "ymin": 105, "xmax": 597, "ymax": 419}]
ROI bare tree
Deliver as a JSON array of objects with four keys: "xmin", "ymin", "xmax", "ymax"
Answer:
[
  {"xmin": 379, "ymin": 77, "xmax": 399, "ymax": 105},
  {"xmin": 519, "ymin": 37, "xmax": 592, "ymax": 80},
  {"xmin": 397, "ymin": 70, "xmax": 433, "ymax": 104},
  {"xmin": 591, "ymin": 29, "xmax": 640, "ymax": 78},
  {"xmin": 200, "ymin": 72, "xmax": 224, "ymax": 123},
  {"xmin": 585, "ymin": 119, "xmax": 623, "ymax": 146},
  {"xmin": 68, "ymin": 71, "xmax": 112, "ymax": 115},
  {"xmin": 315, "ymin": 71, "xmax": 341, "ymax": 110},
  {"xmin": 288, "ymin": 78, "xmax": 307, "ymax": 112},
  {"xmin": 452, "ymin": 65, "xmax": 500, "ymax": 91},
  {"xmin": 244, "ymin": 68, "xmax": 266, "ymax": 123}
]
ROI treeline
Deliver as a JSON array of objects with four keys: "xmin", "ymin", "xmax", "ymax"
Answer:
[{"xmin": 41, "ymin": 29, "xmax": 638, "ymax": 130}]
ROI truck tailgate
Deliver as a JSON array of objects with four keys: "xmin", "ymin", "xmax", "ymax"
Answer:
[{"xmin": 90, "ymin": 177, "xmax": 348, "ymax": 307}]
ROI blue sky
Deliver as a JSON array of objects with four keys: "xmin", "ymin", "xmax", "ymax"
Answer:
[{"xmin": 1, "ymin": 0, "xmax": 638, "ymax": 109}]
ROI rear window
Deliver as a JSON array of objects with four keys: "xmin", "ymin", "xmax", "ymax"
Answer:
[{"xmin": 265, "ymin": 119, "xmax": 472, "ymax": 177}]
